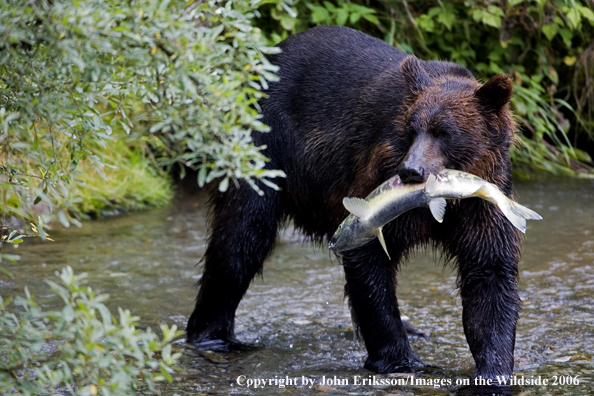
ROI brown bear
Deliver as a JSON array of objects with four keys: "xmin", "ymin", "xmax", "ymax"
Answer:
[{"xmin": 187, "ymin": 25, "xmax": 521, "ymax": 380}]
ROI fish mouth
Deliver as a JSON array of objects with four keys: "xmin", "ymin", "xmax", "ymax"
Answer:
[
  {"xmin": 329, "ymin": 226, "xmax": 342, "ymax": 249},
  {"xmin": 328, "ymin": 242, "xmax": 343, "ymax": 257},
  {"xmin": 328, "ymin": 239, "xmax": 343, "ymax": 256},
  {"xmin": 328, "ymin": 239, "xmax": 337, "ymax": 251}
]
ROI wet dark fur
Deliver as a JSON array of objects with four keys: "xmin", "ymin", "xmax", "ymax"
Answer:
[{"xmin": 187, "ymin": 26, "xmax": 522, "ymax": 380}]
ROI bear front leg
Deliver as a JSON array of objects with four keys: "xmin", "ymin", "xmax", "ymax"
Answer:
[
  {"xmin": 449, "ymin": 204, "xmax": 522, "ymax": 380},
  {"xmin": 342, "ymin": 241, "xmax": 422, "ymax": 373},
  {"xmin": 187, "ymin": 183, "xmax": 281, "ymax": 350}
]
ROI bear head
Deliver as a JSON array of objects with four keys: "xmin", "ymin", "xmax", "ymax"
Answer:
[{"xmin": 396, "ymin": 56, "xmax": 516, "ymax": 185}]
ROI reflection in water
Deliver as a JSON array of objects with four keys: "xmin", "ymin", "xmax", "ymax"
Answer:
[{"xmin": 3, "ymin": 178, "xmax": 594, "ymax": 395}]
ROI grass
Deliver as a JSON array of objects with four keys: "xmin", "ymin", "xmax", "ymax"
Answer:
[{"xmin": 72, "ymin": 137, "xmax": 174, "ymax": 217}]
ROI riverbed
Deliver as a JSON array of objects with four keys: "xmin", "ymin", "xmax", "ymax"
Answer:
[{"xmin": 3, "ymin": 177, "xmax": 593, "ymax": 395}]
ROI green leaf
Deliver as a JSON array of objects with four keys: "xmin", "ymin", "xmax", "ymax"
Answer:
[
  {"xmin": 541, "ymin": 24, "xmax": 558, "ymax": 41},
  {"xmin": 437, "ymin": 12, "xmax": 455, "ymax": 30},
  {"xmin": 159, "ymin": 363, "xmax": 173, "ymax": 382},
  {"xmin": 427, "ymin": 6, "xmax": 441, "ymax": 18},
  {"xmin": 197, "ymin": 165, "xmax": 208, "ymax": 187},
  {"xmin": 57, "ymin": 211, "xmax": 70, "ymax": 228},
  {"xmin": 564, "ymin": 6, "xmax": 581, "ymax": 30},
  {"xmin": 323, "ymin": 1, "xmax": 336, "ymax": 12},
  {"xmin": 119, "ymin": 120, "xmax": 131, "ymax": 134},
  {"xmin": 578, "ymin": 5, "xmax": 594, "ymax": 26},
  {"xmin": 149, "ymin": 121, "xmax": 168, "ymax": 133},
  {"xmin": 487, "ymin": 5, "xmax": 505, "ymax": 17},
  {"xmin": 482, "ymin": 14, "xmax": 501, "ymax": 29},
  {"xmin": 547, "ymin": 67, "xmax": 559, "ymax": 85},
  {"xmin": 335, "ymin": 9, "xmax": 348, "ymax": 26},
  {"xmin": 416, "ymin": 14, "xmax": 435, "ymax": 33},
  {"xmin": 508, "ymin": 0, "xmax": 525, "ymax": 7},
  {"xmin": 0, "ymin": 266, "xmax": 15, "ymax": 278},
  {"xmin": 281, "ymin": 2, "xmax": 297, "ymax": 18},
  {"xmin": 280, "ymin": 14, "xmax": 296, "ymax": 30},
  {"xmin": 471, "ymin": 9, "xmax": 484, "ymax": 23},
  {"xmin": 558, "ymin": 28, "xmax": 573, "ymax": 46},
  {"xmin": 310, "ymin": 5, "xmax": 330, "ymax": 24},
  {"xmin": 218, "ymin": 177, "xmax": 229, "ymax": 192},
  {"xmin": 158, "ymin": 0, "xmax": 171, "ymax": 12},
  {"xmin": 181, "ymin": 75, "xmax": 198, "ymax": 97},
  {"xmin": 362, "ymin": 13, "xmax": 379, "ymax": 25}
]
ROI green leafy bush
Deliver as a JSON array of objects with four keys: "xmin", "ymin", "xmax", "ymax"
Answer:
[
  {"xmin": 257, "ymin": 0, "xmax": 594, "ymax": 178},
  {"xmin": 0, "ymin": 266, "xmax": 183, "ymax": 395},
  {"xmin": 0, "ymin": 0, "xmax": 282, "ymax": 246}
]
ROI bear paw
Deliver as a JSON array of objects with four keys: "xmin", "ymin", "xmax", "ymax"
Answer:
[
  {"xmin": 189, "ymin": 338, "xmax": 259, "ymax": 353},
  {"xmin": 364, "ymin": 352, "xmax": 424, "ymax": 374}
]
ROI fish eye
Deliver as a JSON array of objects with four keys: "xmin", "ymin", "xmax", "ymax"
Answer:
[{"xmin": 339, "ymin": 224, "xmax": 343, "ymax": 229}]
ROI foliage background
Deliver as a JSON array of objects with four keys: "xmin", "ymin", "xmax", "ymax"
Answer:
[
  {"xmin": 1, "ymin": 0, "xmax": 593, "ymax": 240},
  {"xmin": 257, "ymin": 0, "xmax": 594, "ymax": 178},
  {"xmin": 0, "ymin": 267, "xmax": 182, "ymax": 395}
]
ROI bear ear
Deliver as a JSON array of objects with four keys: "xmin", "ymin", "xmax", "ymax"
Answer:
[
  {"xmin": 475, "ymin": 74, "xmax": 513, "ymax": 112},
  {"xmin": 402, "ymin": 56, "xmax": 432, "ymax": 94}
]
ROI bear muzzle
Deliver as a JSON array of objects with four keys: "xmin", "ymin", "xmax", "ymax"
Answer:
[{"xmin": 397, "ymin": 133, "xmax": 444, "ymax": 184}]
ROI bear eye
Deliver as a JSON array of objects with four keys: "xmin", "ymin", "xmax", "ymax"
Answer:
[
  {"xmin": 432, "ymin": 123, "xmax": 457, "ymax": 138},
  {"xmin": 405, "ymin": 124, "xmax": 418, "ymax": 139},
  {"xmin": 432, "ymin": 128, "xmax": 449, "ymax": 138}
]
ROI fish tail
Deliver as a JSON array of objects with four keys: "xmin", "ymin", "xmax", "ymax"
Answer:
[
  {"xmin": 475, "ymin": 185, "xmax": 542, "ymax": 233},
  {"xmin": 508, "ymin": 199, "xmax": 543, "ymax": 221},
  {"xmin": 500, "ymin": 197, "xmax": 543, "ymax": 234},
  {"xmin": 500, "ymin": 205, "xmax": 527, "ymax": 233}
]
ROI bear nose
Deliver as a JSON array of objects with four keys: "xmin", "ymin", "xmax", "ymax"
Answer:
[{"xmin": 398, "ymin": 167, "xmax": 426, "ymax": 184}]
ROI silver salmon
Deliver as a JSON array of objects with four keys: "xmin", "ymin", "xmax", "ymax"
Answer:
[{"xmin": 329, "ymin": 169, "xmax": 542, "ymax": 258}]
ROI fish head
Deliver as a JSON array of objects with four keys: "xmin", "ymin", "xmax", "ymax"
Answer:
[{"xmin": 329, "ymin": 215, "xmax": 361, "ymax": 255}]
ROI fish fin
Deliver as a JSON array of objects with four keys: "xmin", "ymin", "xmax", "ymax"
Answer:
[
  {"xmin": 343, "ymin": 197, "xmax": 372, "ymax": 219},
  {"xmin": 424, "ymin": 173, "xmax": 438, "ymax": 193},
  {"xmin": 376, "ymin": 227, "xmax": 391, "ymax": 260},
  {"xmin": 509, "ymin": 200, "xmax": 543, "ymax": 221},
  {"xmin": 428, "ymin": 198, "xmax": 446, "ymax": 223}
]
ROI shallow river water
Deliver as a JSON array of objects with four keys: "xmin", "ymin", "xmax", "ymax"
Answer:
[{"xmin": 3, "ymin": 178, "xmax": 594, "ymax": 395}]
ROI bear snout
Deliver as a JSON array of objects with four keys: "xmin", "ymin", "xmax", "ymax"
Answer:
[
  {"xmin": 397, "ymin": 166, "xmax": 426, "ymax": 184},
  {"xmin": 397, "ymin": 133, "xmax": 444, "ymax": 184}
]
